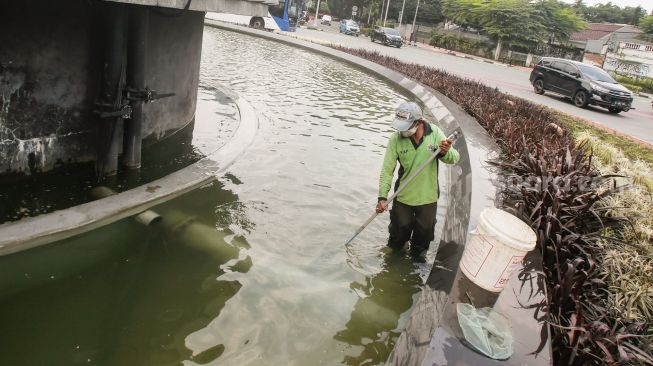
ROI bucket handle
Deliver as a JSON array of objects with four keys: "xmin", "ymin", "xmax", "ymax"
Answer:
[{"xmin": 469, "ymin": 228, "xmax": 496, "ymax": 238}]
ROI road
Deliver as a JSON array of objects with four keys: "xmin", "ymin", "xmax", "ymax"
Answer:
[{"xmin": 285, "ymin": 22, "xmax": 653, "ymax": 145}]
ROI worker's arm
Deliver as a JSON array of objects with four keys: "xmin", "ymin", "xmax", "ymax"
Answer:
[{"xmin": 378, "ymin": 134, "xmax": 399, "ymax": 203}]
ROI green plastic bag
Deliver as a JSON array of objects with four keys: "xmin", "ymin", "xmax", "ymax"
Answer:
[{"xmin": 456, "ymin": 303, "xmax": 513, "ymax": 360}]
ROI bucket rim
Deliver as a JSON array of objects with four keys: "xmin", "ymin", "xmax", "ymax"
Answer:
[{"xmin": 478, "ymin": 208, "xmax": 536, "ymax": 251}]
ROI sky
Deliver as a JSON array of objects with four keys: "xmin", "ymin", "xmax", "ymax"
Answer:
[{"xmin": 563, "ymin": 0, "xmax": 653, "ymax": 14}]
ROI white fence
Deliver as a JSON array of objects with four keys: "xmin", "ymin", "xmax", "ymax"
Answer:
[{"xmin": 603, "ymin": 42, "xmax": 653, "ymax": 78}]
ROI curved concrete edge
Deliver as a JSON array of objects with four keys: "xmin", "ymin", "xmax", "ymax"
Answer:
[
  {"xmin": 202, "ymin": 21, "xmax": 551, "ymax": 365},
  {"xmin": 0, "ymin": 87, "xmax": 260, "ymax": 256}
]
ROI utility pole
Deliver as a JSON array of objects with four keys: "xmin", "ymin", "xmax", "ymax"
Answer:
[
  {"xmin": 380, "ymin": 0, "xmax": 386, "ymax": 26},
  {"xmin": 383, "ymin": 0, "xmax": 390, "ymax": 26},
  {"xmin": 314, "ymin": 0, "xmax": 322, "ymax": 26},
  {"xmin": 398, "ymin": 0, "xmax": 406, "ymax": 31},
  {"xmin": 411, "ymin": 0, "xmax": 420, "ymax": 44},
  {"xmin": 367, "ymin": 0, "xmax": 373, "ymax": 24}
]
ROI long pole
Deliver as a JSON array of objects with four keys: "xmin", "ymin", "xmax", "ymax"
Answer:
[
  {"xmin": 314, "ymin": 0, "xmax": 322, "ymax": 26},
  {"xmin": 380, "ymin": 0, "xmax": 386, "ymax": 26},
  {"xmin": 411, "ymin": 0, "xmax": 420, "ymax": 43},
  {"xmin": 343, "ymin": 131, "xmax": 460, "ymax": 246},
  {"xmin": 398, "ymin": 0, "xmax": 406, "ymax": 29},
  {"xmin": 383, "ymin": 0, "xmax": 390, "ymax": 26}
]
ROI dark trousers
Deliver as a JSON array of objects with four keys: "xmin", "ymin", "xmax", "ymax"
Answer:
[{"xmin": 387, "ymin": 200, "xmax": 438, "ymax": 254}]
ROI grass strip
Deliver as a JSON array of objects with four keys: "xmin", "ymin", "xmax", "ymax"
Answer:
[{"xmin": 554, "ymin": 111, "xmax": 653, "ymax": 166}]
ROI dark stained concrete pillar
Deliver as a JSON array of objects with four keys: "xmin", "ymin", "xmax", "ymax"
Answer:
[{"xmin": 0, "ymin": 0, "xmax": 205, "ymax": 181}]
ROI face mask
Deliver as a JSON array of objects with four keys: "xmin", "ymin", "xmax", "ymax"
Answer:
[{"xmin": 401, "ymin": 124, "xmax": 418, "ymax": 138}]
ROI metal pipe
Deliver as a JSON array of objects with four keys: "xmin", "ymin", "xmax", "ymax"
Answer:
[
  {"xmin": 123, "ymin": 5, "xmax": 149, "ymax": 169},
  {"xmin": 89, "ymin": 186, "xmax": 238, "ymax": 263},
  {"xmin": 157, "ymin": 209, "xmax": 240, "ymax": 263},
  {"xmin": 97, "ymin": 3, "xmax": 128, "ymax": 178},
  {"xmin": 133, "ymin": 210, "xmax": 161, "ymax": 226},
  {"xmin": 90, "ymin": 186, "xmax": 161, "ymax": 226}
]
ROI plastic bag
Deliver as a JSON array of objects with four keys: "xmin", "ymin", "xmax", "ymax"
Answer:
[{"xmin": 456, "ymin": 303, "xmax": 513, "ymax": 360}]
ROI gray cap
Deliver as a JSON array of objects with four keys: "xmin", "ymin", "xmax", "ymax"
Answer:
[{"xmin": 392, "ymin": 102, "xmax": 422, "ymax": 131}]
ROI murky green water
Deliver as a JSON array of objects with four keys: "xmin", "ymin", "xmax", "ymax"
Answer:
[{"xmin": 0, "ymin": 27, "xmax": 447, "ymax": 365}]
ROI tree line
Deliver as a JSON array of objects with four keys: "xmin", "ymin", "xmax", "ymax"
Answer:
[
  {"xmin": 442, "ymin": 0, "xmax": 586, "ymax": 56},
  {"xmin": 320, "ymin": 0, "xmax": 650, "ymax": 32},
  {"xmin": 574, "ymin": 1, "xmax": 647, "ymax": 25}
]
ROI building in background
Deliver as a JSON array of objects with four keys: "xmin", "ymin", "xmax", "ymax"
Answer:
[
  {"xmin": 604, "ymin": 42, "xmax": 653, "ymax": 78},
  {"xmin": 568, "ymin": 23, "xmax": 642, "ymax": 66}
]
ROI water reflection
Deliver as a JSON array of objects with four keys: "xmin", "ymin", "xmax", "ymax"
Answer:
[{"xmin": 334, "ymin": 251, "xmax": 423, "ymax": 365}]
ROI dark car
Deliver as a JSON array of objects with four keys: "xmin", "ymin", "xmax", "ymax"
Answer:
[
  {"xmin": 529, "ymin": 57, "xmax": 633, "ymax": 113},
  {"xmin": 370, "ymin": 27, "xmax": 402, "ymax": 48}
]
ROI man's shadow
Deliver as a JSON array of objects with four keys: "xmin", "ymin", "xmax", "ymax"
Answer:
[{"xmin": 334, "ymin": 250, "xmax": 424, "ymax": 365}]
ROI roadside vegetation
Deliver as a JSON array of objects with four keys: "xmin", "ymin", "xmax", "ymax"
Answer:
[
  {"xmin": 639, "ymin": 15, "xmax": 653, "ymax": 35},
  {"xmin": 429, "ymin": 32, "xmax": 495, "ymax": 58},
  {"xmin": 575, "ymin": 130, "xmax": 653, "ymax": 321},
  {"xmin": 442, "ymin": 0, "xmax": 585, "ymax": 58},
  {"xmin": 612, "ymin": 75, "xmax": 653, "ymax": 94},
  {"xmin": 555, "ymin": 112, "xmax": 653, "ymax": 166},
  {"xmin": 351, "ymin": 0, "xmax": 646, "ymax": 35},
  {"xmin": 334, "ymin": 47, "xmax": 653, "ymax": 364}
]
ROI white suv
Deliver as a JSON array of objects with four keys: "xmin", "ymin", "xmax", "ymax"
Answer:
[{"xmin": 321, "ymin": 15, "xmax": 332, "ymax": 26}]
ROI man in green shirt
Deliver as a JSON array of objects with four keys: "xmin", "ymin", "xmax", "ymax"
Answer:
[{"xmin": 376, "ymin": 102, "xmax": 460, "ymax": 255}]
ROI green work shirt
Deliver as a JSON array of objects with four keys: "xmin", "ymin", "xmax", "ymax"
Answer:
[{"xmin": 378, "ymin": 122, "xmax": 460, "ymax": 206}]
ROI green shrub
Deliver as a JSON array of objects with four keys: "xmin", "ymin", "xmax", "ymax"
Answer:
[
  {"xmin": 613, "ymin": 75, "xmax": 653, "ymax": 93},
  {"xmin": 621, "ymin": 83, "xmax": 643, "ymax": 93},
  {"xmin": 361, "ymin": 27, "xmax": 372, "ymax": 37},
  {"xmin": 429, "ymin": 32, "xmax": 494, "ymax": 58},
  {"xmin": 373, "ymin": 20, "xmax": 396, "ymax": 29}
]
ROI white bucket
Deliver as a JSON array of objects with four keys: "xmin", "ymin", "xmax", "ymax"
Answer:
[{"xmin": 460, "ymin": 208, "xmax": 537, "ymax": 292}]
